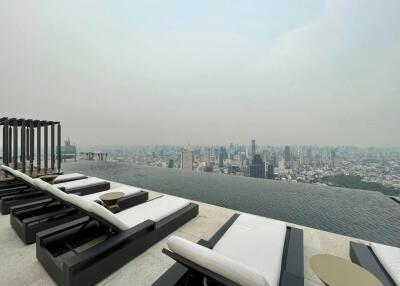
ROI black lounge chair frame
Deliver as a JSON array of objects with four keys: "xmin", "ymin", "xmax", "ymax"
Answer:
[
  {"xmin": 154, "ymin": 213, "xmax": 304, "ymax": 286},
  {"xmin": 10, "ymin": 190, "xmax": 148, "ymax": 244},
  {"xmin": 36, "ymin": 199, "xmax": 199, "ymax": 286},
  {"xmin": 0, "ymin": 180, "xmax": 110, "ymax": 215},
  {"xmin": 0, "ymin": 170, "xmax": 67, "ymax": 191},
  {"xmin": 350, "ymin": 241, "xmax": 396, "ymax": 286},
  {"xmin": 0, "ymin": 179, "xmax": 27, "ymax": 190}
]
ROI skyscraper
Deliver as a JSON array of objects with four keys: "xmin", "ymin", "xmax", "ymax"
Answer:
[
  {"xmin": 204, "ymin": 147, "xmax": 211, "ymax": 163},
  {"xmin": 218, "ymin": 147, "xmax": 227, "ymax": 168},
  {"xmin": 266, "ymin": 164, "xmax": 274, "ymax": 179},
  {"xmin": 271, "ymin": 152, "xmax": 277, "ymax": 167},
  {"xmin": 180, "ymin": 148, "xmax": 193, "ymax": 171},
  {"xmin": 284, "ymin": 146, "xmax": 291, "ymax": 169},
  {"xmin": 251, "ymin": 139, "xmax": 256, "ymax": 156},
  {"xmin": 298, "ymin": 148, "xmax": 305, "ymax": 167},
  {"xmin": 330, "ymin": 150, "xmax": 336, "ymax": 167},
  {"xmin": 249, "ymin": 154, "xmax": 265, "ymax": 178}
]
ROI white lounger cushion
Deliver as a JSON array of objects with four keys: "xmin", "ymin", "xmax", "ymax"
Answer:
[
  {"xmin": 1, "ymin": 165, "xmax": 36, "ymax": 186},
  {"xmin": 53, "ymin": 173, "xmax": 86, "ymax": 183},
  {"xmin": 371, "ymin": 243, "xmax": 400, "ymax": 285},
  {"xmin": 82, "ymin": 186, "xmax": 142, "ymax": 201},
  {"xmin": 53, "ymin": 177, "xmax": 107, "ymax": 191},
  {"xmin": 115, "ymin": 196, "xmax": 190, "ymax": 229},
  {"xmin": 213, "ymin": 214, "xmax": 286, "ymax": 286},
  {"xmin": 168, "ymin": 236, "xmax": 269, "ymax": 286},
  {"xmin": 32, "ymin": 179, "xmax": 69, "ymax": 201},
  {"xmin": 65, "ymin": 194, "xmax": 190, "ymax": 231}
]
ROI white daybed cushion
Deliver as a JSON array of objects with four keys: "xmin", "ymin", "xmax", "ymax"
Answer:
[
  {"xmin": 213, "ymin": 214, "xmax": 287, "ymax": 286},
  {"xmin": 82, "ymin": 186, "xmax": 142, "ymax": 202},
  {"xmin": 371, "ymin": 243, "xmax": 400, "ymax": 285},
  {"xmin": 53, "ymin": 173, "xmax": 86, "ymax": 183},
  {"xmin": 32, "ymin": 179, "xmax": 69, "ymax": 201},
  {"xmin": 65, "ymin": 194, "xmax": 190, "ymax": 231},
  {"xmin": 1, "ymin": 165, "xmax": 36, "ymax": 186},
  {"xmin": 66, "ymin": 193, "xmax": 126, "ymax": 230},
  {"xmin": 66, "ymin": 194, "xmax": 100, "ymax": 213},
  {"xmin": 115, "ymin": 195, "xmax": 190, "ymax": 229},
  {"xmin": 53, "ymin": 177, "xmax": 107, "ymax": 191},
  {"xmin": 167, "ymin": 236, "xmax": 269, "ymax": 286}
]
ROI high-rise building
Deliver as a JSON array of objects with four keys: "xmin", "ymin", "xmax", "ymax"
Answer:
[
  {"xmin": 284, "ymin": 146, "xmax": 291, "ymax": 169},
  {"xmin": 218, "ymin": 152, "xmax": 224, "ymax": 168},
  {"xmin": 249, "ymin": 154, "xmax": 265, "ymax": 178},
  {"xmin": 218, "ymin": 147, "xmax": 228, "ymax": 168},
  {"xmin": 298, "ymin": 148, "xmax": 305, "ymax": 166},
  {"xmin": 330, "ymin": 150, "xmax": 336, "ymax": 167},
  {"xmin": 266, "ymin": 164, "xmax": 274, "ymax": 179},
  {"xmin": 204, "ymin": 147, "xmax": 211, "ymax": 163},
  {"xmin": 180, "ymin": 148, "xmax": 193, "ymax": 171},
  {"xmin": 271, "ymin": 152, "xmax": 277, "ymax": 168},
  {"xmin": 251, "ymin": 139, "xmax": 256, "ymax": 156}
]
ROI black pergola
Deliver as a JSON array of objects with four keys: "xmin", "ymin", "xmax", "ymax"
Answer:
[{"xmin": 1, "ymin": 117, "xmax": 62, "ymax": 174}]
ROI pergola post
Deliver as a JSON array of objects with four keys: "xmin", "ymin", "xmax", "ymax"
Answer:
[
  {"xmin": 44, "ymin": 122, "xmax": 48, "ymax": 174},
  {"xmin": 21, "ymin": 121, "xmax": 26, "ymax": 173},
  {"xmin": 26, "ymin": 127, "xmax": 30, "ymax": 161},
  {"xmin": 3, "ymin": 119, "xmax": 9, "ymax": 166},
  {"xmin": 51, "ymin": 122, "xmax": 55, "ymax": 171},
  {"xmin": 57, "ymin": 124, "xmax": 61, "ymax": 172},
  {"xmin": 8, "ymin": 126, "xmax": 12, "ymax": 163},
  {"xmin": 13, "ymin": 120, "xmax": 18, "ymax": 169},
  {"xmin": 30, "ymin": 121, "xmax": 34, "ymax": 174},
  {"xmin": 37, "ymin": 121, "xmax": 41, "ymax": 174}
]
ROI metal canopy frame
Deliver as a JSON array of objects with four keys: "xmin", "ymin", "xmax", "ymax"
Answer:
[{"xmin": 0, "ymin": 117, "xmax": 62, "ymax": 174}]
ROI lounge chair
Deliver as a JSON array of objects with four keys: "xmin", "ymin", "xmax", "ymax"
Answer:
[
  {"xmin": 0, "ymin": 167, "xmax": 110, "ymax": 214},
  {"xmin": 36, "ymin": 190, "xmax": 199, "ymax": 286},
  {"xmin": 350, "ymin": 241, "xmax": 400, "ymax": 286},
  {"xmin": 0, "ymin": 165, "xmax": 86, "ymax": 191},
  {"xmin": 0, "ymin": 165, "xmax": 87, "ymax": 194},
  {"xmin": 154, "ymin": 213, "xmax": 304, "ymax": 286},
  {"xmin": 10, "ymin": 178, "xmax": 148, "ymax": 244}
]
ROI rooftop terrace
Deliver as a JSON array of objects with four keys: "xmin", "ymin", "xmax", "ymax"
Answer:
[{"xmin": 0, "ymin": 179, "xmax": 371, "ymax": 286}]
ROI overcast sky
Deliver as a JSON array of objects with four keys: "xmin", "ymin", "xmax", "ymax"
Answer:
[{"xmin": 0, "ymin": 1, "xmax": 399, "ymax": 147}]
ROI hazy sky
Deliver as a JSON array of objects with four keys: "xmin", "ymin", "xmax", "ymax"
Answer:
[{"xmin": 0, "ymin": 1, "xmax": 399, "ymax": 147}]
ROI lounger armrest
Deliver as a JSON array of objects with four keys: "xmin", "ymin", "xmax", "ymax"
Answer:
[
  {"xmin": 284, "ymin": 227, "xmax": 304, "ymax": 277},
  {"xmin": 63, "ymin": 220, "xmax": 155, "ymax": 270},
  {"xmin": 280, "ymin": 271, "xmax": 304, "ymax": 286},
  {"xmin": 57, "ymin": 186, "xmax": 66, "ymax": 192},
  {"xmin": 36, "ymin": 217, "xmax": 91, "ymax": 246},
  {"xmin": 349, "ymin": 242, "xmax": 396, "ymax": 286},
  {"xmin": 152, "ymin": 262, "xmax": 189, "ymax": 286},
  {"xmin": 162, "ymin": 249, "xmax": 241, "ymax": 286},
  {"xmin": 207, "ymin": 213, "xmax": 240, "ymax": 248},
  {"xmin": 198, "ymin": 239, "xmax": 211, "ymax": 248},
  {"xmin": 9, "ymin": 197, "xmax": 53, "ymax": 214},
  {"xmin": 152, "ymin": 238, "xmax": 212, "ymax": 286}
]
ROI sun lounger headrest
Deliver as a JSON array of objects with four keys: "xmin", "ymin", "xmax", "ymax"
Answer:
[
  {"xmin": 66, "ymin": 194, "xmax": 130, "ymax": 231},
  {"xmin": 167, "ymin": 236, "xmax": 270, "ymax": 286},
  {"xmin": 1, "ymin": 165, "xmax": 36, "ymax": 186},
  {"xmin": 33, "ymin": 178, "xmax": 69, "ymax": 201}
]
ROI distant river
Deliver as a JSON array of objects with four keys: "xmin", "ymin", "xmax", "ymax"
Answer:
[{"xmin": 63, "ymin": 161, "xmax": 400, "ymax": 247}]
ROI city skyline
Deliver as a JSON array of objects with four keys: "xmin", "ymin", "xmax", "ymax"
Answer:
[{"xmin": 1, "ymin": 1, "xmax": 400, "ymax": 146}]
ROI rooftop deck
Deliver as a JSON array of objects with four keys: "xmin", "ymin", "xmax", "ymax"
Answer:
[{"xmin": 0, "ymin": 180, "xmax": 369, "ymax": 286}]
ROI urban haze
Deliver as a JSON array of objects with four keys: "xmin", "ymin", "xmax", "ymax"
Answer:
[{"xmin": 1, "ymin": 0, "xmax": 400, "ymax": 147}]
